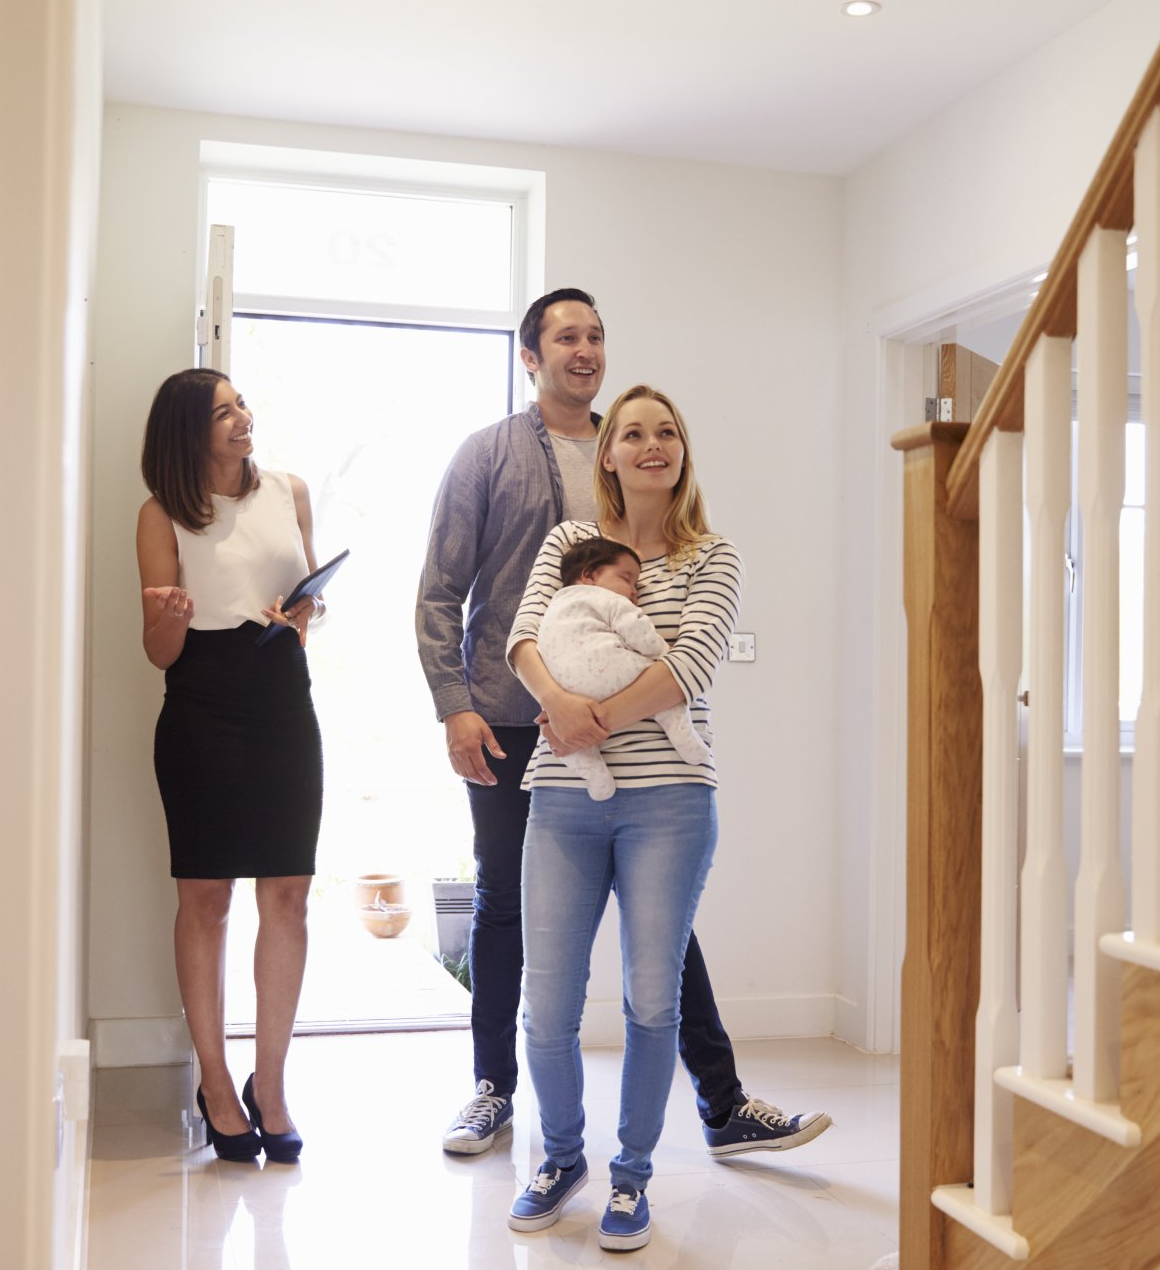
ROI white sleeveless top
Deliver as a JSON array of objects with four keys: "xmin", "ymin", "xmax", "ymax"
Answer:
[{"xmin": 173, "ymin": 470, "xmax": 309, "ymax": 630}]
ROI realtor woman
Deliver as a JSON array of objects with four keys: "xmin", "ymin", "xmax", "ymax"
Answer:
[{"xmin": 135, "ymin": 367, "xmax": 326, "ymax": 1164}]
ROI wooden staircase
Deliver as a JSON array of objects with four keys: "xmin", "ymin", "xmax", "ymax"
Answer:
[
  {"xmin": 892, "ymin": 39, "xmax": 1160, "ymax": 1270},
  {"xmin": 941, "ymin": 967, "xmax": 1160, "ymax": 1269}
]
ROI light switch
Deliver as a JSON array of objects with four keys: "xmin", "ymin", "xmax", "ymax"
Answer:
[{"xmin": 728, "ymin": 632, "xmax": 755, "ymax": 662}]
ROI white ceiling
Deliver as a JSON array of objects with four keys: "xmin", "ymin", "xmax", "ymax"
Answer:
[{"xmin": 103, "ymin": 0, "xmax": 1115, "ymax": 175}]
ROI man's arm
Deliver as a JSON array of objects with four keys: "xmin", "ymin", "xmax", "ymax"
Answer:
[
  {"xmin": 415, "ymin": 436, "xmax": 484, "ymax": 719},
  {"xmin": 416, "ymin": 434, "xmax": 503, "ymax": 784}
]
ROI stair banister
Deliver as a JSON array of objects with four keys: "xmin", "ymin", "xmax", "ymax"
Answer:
[
  {"xmin": 1129, "ymin": 109, "xmax": 1160, "ymax": 948},
  {"xmin": 1073, "ymin": 226, "xmax": 1128, "ymax": 1104},
  {"xmin": 973, "ymin": 427, "xmax": 1022, "ymax": 1216},
  {"xmin": 1019, "ymin": 333, "xmax": 1072, "ymax": 1082}
]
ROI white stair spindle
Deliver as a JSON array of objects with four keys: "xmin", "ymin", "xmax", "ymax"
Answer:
[
  {"xmin": 1073, "ymin": 227, "xmax": 1128, "ymax": 1102},
  {"xmin": 1133, "ymin": 107, "xmax": 1160, "ymax": 945},
  {"xmin": 975, "ymin": 429, "xmax": 1023, "ymax": 1214},
  {"xmin": 1021, "ymin": 333, "xmax": 1073, "ymax": 1079}
]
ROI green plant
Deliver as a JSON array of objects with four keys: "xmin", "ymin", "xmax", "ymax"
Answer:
[{"xmin": 440, "ymin": 951, "xmax": 472, "ymax": 992}]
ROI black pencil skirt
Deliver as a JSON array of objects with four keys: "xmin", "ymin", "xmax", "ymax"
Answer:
[{"xmin": 154, "ymin": 623, "xmax": 323, "ymax": 879}]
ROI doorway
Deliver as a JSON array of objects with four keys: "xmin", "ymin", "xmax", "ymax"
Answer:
[{"xmin": 221, "ymin": 314, "xmax": 512, "ymax": 1032}]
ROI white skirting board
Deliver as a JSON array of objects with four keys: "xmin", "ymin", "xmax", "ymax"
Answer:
[
  {"xmin": 579, "ymin": 992, "xmax": 841, "ymax": 1049},
  {"xmin": 94, "ymin": 992, "xmax": 856, "ymax": 1066},
  {"xmin": 90, "ymin": 1016, "xmax": 192, "ymax": 1068}
]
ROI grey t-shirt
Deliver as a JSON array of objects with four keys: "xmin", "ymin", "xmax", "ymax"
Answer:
[{"xmin": 548, "ymin": 432, "xmax": 599, "ymax": 522}]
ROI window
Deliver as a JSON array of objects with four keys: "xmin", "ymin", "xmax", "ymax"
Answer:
[
  {"xmin": 207, "ymin": 176, "xmax": 516, "ymax": 314},
  {"xmin": 199, "ymin": 152, "xmax": 543, "ymax": 1028}
]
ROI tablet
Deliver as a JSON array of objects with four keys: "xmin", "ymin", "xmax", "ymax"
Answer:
[{"xmin": 255, "ymin": 548, "xmax": 350, "ymax": 645}]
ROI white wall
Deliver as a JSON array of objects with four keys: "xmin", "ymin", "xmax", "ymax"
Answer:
[
  {"xmin": 90, "ymin": 104, "xmax": 846, "ymax": 1061},
  {"xmin": 2, "ymin": 0, "xmax": 102, "ymax": 1264},
  {"xmin": 89, "ymin": 0, "xmax": 1160, "ymax": 1070},
  {"xmin": 836, "ymin": 0, "xmax": 1160, "ymax": 1050}
]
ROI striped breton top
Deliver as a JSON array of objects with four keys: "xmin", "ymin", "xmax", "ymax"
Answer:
[{"xmin": 505, "ymin": 520, "xmax": 742, "ymax": 791}]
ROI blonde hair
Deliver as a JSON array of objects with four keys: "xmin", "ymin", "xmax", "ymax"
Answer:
[{"xmin": 594, "ymin": 384, "xmax": 715, "ymax": 565}]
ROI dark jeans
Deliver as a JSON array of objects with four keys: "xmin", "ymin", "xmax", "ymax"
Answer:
[{"xmin": 464, "ymin": 724, "xmax": 743, "ymax": 1122}]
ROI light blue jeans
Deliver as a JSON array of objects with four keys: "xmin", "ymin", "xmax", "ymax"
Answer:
[{"xmin": 521, "ymin": 784, "xmax": 718, "ymax": 1192}]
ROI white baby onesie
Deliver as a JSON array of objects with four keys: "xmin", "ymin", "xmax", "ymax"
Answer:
[{"xmin": 536, "ymin": 584, "xmax": 711, "ymax": 800}]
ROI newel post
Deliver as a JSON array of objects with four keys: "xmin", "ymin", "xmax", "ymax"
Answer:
[{"xmin": 892, "ymin": 422, "xmax": 983, "ymax": 1270}]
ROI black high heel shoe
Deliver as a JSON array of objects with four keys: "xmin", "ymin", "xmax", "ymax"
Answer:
[
  {"xmin": 195, "ymin": 1086, "xmax": 262, "ymax": 1161},
  {"xmin": 242, "ymin": 1073, "xmax": 303, "ymax": 1163}
]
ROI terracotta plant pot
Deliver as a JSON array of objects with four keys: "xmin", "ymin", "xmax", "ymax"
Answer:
[
  {"xmin": 358, "ymin": 903, "xmax": 412, "ymax": 939},
  {"xmin": 352, "ymin": 874, "xmax": 405, "ymax": 910}
]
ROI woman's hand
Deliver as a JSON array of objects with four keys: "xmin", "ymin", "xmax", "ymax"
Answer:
[
  {"xmin": 140, "ymin": 585, "xmax": 195, "ymax": 669},
  {"xmin": 511, "ymin": 638, "xmax": 608, "ymax": 752},
  {"xmin": 261, "ymin": 594, "xmax": 323, "ymax": 648},
  {"xmin": 537, "ymin": 689, "xmax": 609, "ymax": 753},
  {"xmin": 143, "ymin": 585, "xmax": 195, "ymax": 627},
  {"xmin": 537, "ymin": 716, "xmax": 577, "ymax": 759}
]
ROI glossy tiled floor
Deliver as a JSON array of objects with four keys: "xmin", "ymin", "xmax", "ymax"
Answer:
[{"xmin": 85, "ymin": 1032, "xmax": 900, "ymax": 1269}]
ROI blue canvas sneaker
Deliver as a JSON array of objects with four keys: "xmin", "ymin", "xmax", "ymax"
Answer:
[
  {"xmin": 703, "ymin": 1095, "xmax": 833, "ymax": 1157},
  {"xmin": 442, "ymin": 1079, "xmax": 514, "ymax": 1154},
  {"xmin": 507, "ymin": 1155, "xmax": 589, "ymax": 1231},
  {"xmin": 598, "ymin": 1185, "xmax": 651, "ymax": 1251}
]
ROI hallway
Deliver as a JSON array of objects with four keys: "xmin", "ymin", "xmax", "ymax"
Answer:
[{"xmin": 85, "ymin": 1031, "xmax": 899, "ymax": 1268}]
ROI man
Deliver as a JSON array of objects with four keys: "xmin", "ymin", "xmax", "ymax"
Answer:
[{"xmin": 416, "ymin": 287, "xmax": 831, "ymax": 1159}]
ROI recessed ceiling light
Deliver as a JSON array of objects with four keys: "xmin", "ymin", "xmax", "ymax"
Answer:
[{"xmin": 842, "ymin": 1, "xmax": 881, "ymax": 15}]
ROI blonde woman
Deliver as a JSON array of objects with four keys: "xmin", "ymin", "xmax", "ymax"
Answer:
[{"xmin": 505, "ymin": 385, "xmax": 751, "ymax": 1250}]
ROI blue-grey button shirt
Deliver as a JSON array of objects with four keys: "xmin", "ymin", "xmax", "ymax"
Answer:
[{"xmin": 416, "ymin": 402, "xmax": 599, "ymax": 726}]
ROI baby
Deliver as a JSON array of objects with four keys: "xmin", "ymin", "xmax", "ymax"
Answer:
[{"xmin": 536, "ymin": 536, "xmax": 710, "ymax": 800}]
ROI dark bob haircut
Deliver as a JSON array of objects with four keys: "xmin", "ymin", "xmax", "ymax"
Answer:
[{"xmin": 140, "ymin": 368, "xmax": 258, "ymax": 532}]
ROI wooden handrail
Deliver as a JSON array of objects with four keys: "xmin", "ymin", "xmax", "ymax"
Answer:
[
  {"xmin": 945, "ymin": 40, "xmax": 1160, "ymax": 521},
  {"xmin": 893, "ymin": 421, "xmax": 971, "ymax": 453}
]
